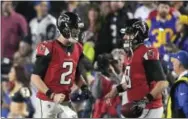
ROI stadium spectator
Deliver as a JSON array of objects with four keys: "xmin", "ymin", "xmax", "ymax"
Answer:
[
  {"xmin": 134, "ymin": 2, "xmax": 156, "ymax": 20},
  {"xmin": 99, "ymin": 2, "xmax": 111, "ymax": 20},
  {"xmin": 29, "ymin": 1, "xmax": 57, "ymax": 63},
  {"xmin": 7, "ymin": 65, "xmax": 34, "ymax": 118},
  {"xmin": 95, "ymin": 1, "xmax": 131, "ymax": 58},
  {"xmin": 162, "ymin": 15, "xmax": 188, "ymax": 53},
  {"xmin": 67, "ymin": 1, "xmax": 78, "ymax": 12},
  {"xmin": 147, "ymin": 2, "xmax": 180, "ymax": 20},
  {"xmin": 73, "ymin": 2, "xmax": 90, "ymax": 30},
  {"xmin": 166, "ymin": 51, "xmax": 188, "ymax": 118},
  {"xmin": 82, "ymin": 4, "xmax": 101, "ymax": 63},
  {"xmin": 147, "ymin": 1, "xmax": 178, "ymax": 59},
  {"xmin": 1, "ymin": 1, "xmax": 28, "ymax": 60}
]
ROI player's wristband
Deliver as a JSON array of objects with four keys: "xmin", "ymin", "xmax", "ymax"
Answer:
[
  {"xmin": 46, "ymin": 89, "xmax": 53, "ymax": 99},
  {"xmin": 146, "ymin": 93, "xmax": 154, "ymax": 102},
  {"xmin": 116, "ymin": 84, "xmax": 125, "ymax": 93}
]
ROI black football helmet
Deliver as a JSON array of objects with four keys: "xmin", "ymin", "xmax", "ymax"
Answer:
[
  {"xmin": 120, "ymin": 19, "xmax": 149, "ymax": 57},
  {"xmin": 120, "ymin": 19, "xmax": 149, "ymax": 49},
  {"xmin": 57, "ymin": 12, "xmax": 84, "ymax": 42}
]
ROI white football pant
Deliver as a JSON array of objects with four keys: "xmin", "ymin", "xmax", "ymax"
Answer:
[{"xmin": 34, "ymin": 98, "xmax": 77, "ymax": 118}]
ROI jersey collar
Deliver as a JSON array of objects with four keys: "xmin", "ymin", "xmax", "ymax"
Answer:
[{"xmin": 55, "ymin": 40, "xmax": 74, "ymax": 53}]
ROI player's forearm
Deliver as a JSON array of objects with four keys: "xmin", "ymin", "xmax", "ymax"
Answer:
[
  {"xmin": 31, "ymin": 74, "xmax": 49, "ymax": 94},
  {"xmin": 149, "ymin": 80, "xmax": 169, "ymax": 99}
]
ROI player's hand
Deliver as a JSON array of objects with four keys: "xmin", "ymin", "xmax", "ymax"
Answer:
[
  {"xmin": 104, "ymin": 87, "xmax": 118, "ymax": 99},
  {"xmin": 53, "ymin": 93, "xmax": 66, "ymax": 103},
  {"xmin": 131, "ymin": 98, "xmax": 149, "ymax": 114}
]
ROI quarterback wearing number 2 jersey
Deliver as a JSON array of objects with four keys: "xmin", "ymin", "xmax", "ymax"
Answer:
[
  {"xmin": 31, "ymin": 12, "xmax": 86, "ymax": 118},
  {"xmin": 34, "ymin": 40, "xmax": 82, "ymax": 101}
]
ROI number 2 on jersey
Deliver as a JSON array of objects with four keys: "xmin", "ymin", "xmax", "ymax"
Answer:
[{"xmin": 60, "ymin": 62, "xmax": 73, "ymax": 85}]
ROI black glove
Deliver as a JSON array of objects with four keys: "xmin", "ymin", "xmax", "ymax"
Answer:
[
  {"xmin": 121, "ymin": 94, "xmax": 154, "ymax": 118},
  {"xmin": 131, "ymin": 98, "xmax": 149, "ymax": 114}
]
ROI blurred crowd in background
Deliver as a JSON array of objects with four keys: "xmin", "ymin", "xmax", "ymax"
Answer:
[{"xmin": 1, "ymin": 1, "xmax": 188, "ymax": 118}]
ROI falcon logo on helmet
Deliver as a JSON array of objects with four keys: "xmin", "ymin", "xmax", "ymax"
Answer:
[{"xmin": 57, "ymin": 12, "xmax": 84, "ymax": 43}]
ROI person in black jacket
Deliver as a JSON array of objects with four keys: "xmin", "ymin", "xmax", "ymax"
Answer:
[{"xmin": 95, "ymin": 2, "xmax": 132, "ymax": 59}]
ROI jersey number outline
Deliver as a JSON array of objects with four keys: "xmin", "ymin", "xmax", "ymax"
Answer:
[
  {"xmin": 123, "ymin": 66, "xmax": 131, "ymax": 88},
  {"xmin": 60, "ymin": 62, "xmax": 73, "ymax": 85}
]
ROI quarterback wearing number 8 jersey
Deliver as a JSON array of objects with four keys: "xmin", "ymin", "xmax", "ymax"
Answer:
[
  {"xmin": 105, "ymin": 19, "xmax": 169, "ymax": 118},
  {"xmin": 31, "ymin": 12, "xmax": 86, "ymax": 118}
]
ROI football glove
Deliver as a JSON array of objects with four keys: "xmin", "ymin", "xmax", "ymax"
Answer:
[{"xmin": 121, "ymin": 97, "xmax": 149, "ymax": 118}]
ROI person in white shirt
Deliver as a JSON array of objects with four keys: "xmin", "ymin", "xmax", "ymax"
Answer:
[
  {"xmin": 29, "ymin": 1, "xmax": 58, "ymax": 63},
  {"xmin": 134, "ymin": 2, "xmax": 156, "ymax": 20}
]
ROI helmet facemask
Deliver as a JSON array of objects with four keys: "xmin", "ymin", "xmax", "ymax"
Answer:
[
  {"xmin": 57, "ymin": 12, "xmax": 84, "ymax": 43},
  {"xmin": 63, "ymin": 22, "xmax": 84, "ymax": 43},
  {"xmin": 67, "ymin": 28, "xmax": 80, "ymax": 43},
  {"xmin": 120, "ymin": 27, "xmax": 138, "ymax": 58}
]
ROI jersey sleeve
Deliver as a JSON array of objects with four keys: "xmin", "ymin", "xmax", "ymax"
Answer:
[
  {"xmin": 35, "ymin": 42, "xmax": 51, "ymax": 57},
  {"xmin": 32, "ymin": 42, "xmax": 52, "ymax": 79},
  {"xmin": 143, "ymin": 48, "xmax": 166, "ymax": 82}
]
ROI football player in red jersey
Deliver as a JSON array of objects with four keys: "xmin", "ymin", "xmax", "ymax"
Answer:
[
  {"xmin": 30, "ymin": 12, "xmax": 90, "ymax": 118},
  {"xmin": 105, "ymin": 19, "xmax": 169, "ymax": 118}
]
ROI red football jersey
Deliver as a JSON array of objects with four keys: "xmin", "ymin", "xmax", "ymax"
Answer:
[
  {"xmin": 92, "ymin": 75, "xmax": 121, "ymax": 118},
  {"xmin": 123, "ymin": 44, "xmax": 162, "ymax": 109},
  {"xmin": 36, "ymin": 40, "xmax": 83, "ymax": 101}
]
